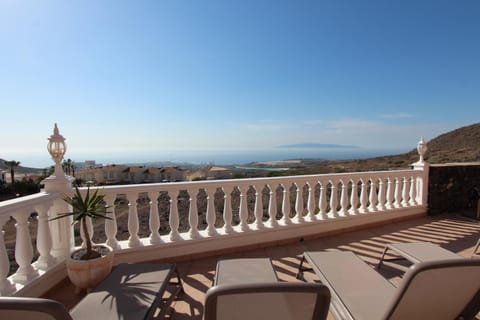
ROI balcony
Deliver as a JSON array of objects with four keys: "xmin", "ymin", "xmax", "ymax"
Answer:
[
  {"xmin": 41, "ymin": 213, "xmax": 480, "ymax": 319},
  {"xmin": 1, "ymin": 125, "xmax": 479, "ymax": 319}
]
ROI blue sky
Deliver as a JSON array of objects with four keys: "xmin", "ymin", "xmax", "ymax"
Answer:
[{"xmin": 1, "ymin": 1, "xmax": 479, "ymax": 167}]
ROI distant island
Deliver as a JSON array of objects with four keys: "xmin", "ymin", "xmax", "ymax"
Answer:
[{"xmin": 276, "ymin": 143, "xmax": 359, "ymax": 149}]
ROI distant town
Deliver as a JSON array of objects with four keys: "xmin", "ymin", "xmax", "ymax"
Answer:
[{"xmin": 0, "ymin": 158, "xmax": 299, "ymax": 198}]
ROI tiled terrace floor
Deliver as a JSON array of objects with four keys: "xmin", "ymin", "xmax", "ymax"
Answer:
[{"xmin": 44, "ymin": 213, "xmax": 480, "ymax": 319}]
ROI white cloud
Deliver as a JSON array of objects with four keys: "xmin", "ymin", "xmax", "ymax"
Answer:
[{"xmin": 379, "ymin": 113, "xmax": 415, "ymax": 119}]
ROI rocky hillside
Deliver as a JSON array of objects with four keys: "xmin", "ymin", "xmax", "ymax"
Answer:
[
  {"xmin": 0, "ymin": 159, "xmax": 44, "ymax": 174},
  {"xmin": 423, "ymin": 122, "xmax": 480, "ymax": 163},
  {"xmin": 283, "ymin": 122, "xmax": 480, "ymax": 175}
]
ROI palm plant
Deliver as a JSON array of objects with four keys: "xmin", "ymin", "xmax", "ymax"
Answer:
[
  {"xmin": 51, "ymin": 186, "xmax": 111, "ymax": 260},
  {"xmin": 5, "ymin": 160, "xmax": 20, "ymax": 192}
]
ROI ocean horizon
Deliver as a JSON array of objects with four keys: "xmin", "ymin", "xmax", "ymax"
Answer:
[
  {"xmin": 11, "ymin": 147, "xmax": 412, "ymax": 169},
  {"xmin": 79, "ymin": 148, "xmax": 410, "ymax": 166}
]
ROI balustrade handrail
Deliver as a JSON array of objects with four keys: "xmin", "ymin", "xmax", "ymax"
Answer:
[
  {"xmin": 0, "ymin": 192, "xmax": 59, "ymax": 217},
  {"xmin": 89, "ymin": 168, "xmax": 423, "ymax": 193}
]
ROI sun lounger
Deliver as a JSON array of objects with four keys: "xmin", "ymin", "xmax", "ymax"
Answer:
[
  {"xmin": 204, "ymin": 258, "xmax": 330, "ymax": 320},
  {"xmin": 71, "ymin": 262, "xmax": 183, "ymax": 320},
  {"xmin": 0, "ymin": 296, "xmax": 73, "ymax": 320},
  {"xmin": 377, "ymin": 241, "xmax": 461, "ymax": 272},
  {"xmin": 473, "ymin": 237, "xmax": 480, "ymax": 256},
  {"xmin": 298, "ymin": 251, "xmax": 480, "ymax": 320},
  {"xmin": 0, "ymin": 262, "xmax": 183, "ymax": 320}
]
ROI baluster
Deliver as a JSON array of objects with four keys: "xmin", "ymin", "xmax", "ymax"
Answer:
[
  {"xmin": 12, "ymin": 212, "xmax": 39, "ymax": 284},
  {"xmin": 281, "ymin": 184, "xmax": 292, "ymax": 225},
  {"xmin": 293, "ymin": 183, "xmax": 304, "ymax": 223},
  {"xmin": 338, "ymin": 180, "xmax": 348, "ymax": 217},
  {"xmin": 318, "ymin": 181, "xmax": 327, "ymax": 219},
  {"xmin": 409, "ymin": 176, "xmax": 418, "ymax": 206},
  {"xmin": 222, "ymin": 186, "xmax": 234, "ymax": 233},
  {"xmin": 205, "ymin": 188, "xmax": 217, "ymax": 236},
  {"xmin": 402, "ymin": 177, "xmax": 410, "ymax": 207},
  {"xmin": 377, "ymin": 178, "xmax": 386, "ymax": 211},
  {"xmin": 148, "ymin": 191, "xmax": 162, "ymax": 245},
  {"xmin": 394, "ymin": 177, "xmax": 402, "ymax": 208},
  {"xmin": 368, "ymin": 179, "xmax": 378, "ymax": 212},
  {"xmin": 34, "ymin": 203, "xmax": 54, "ymax": 270},
  {"xmin": 359, "ymin": 179, "xmax": 368, "ymax": 213},
  {"xmin": 238, "ymin": 186, "xmax": 249, "ymax": 231},
  {"xmin": 188, "ymin": 188, "xmax": 200, "ymax": 239},
  {"xmin": 169, "ymin": 189, "xmax": 182, "ymax": 240},
  {"xmin": 306, "ymin": 182, "xmax": 316, "ymax": 221},
  {"xmin": 349, "ymin": 180, "xmax": 359, "ymax": 215},
  {"xmin": 0, "ymin": 216, "xmax": 15, "ymax": 295},
  {"xmin": 386, "ymin": 177, "xmax": 394, "ymax": 209},
  {"xmin": 126, "ymin": 192, "xmax": 142, "ymax": 247},
  {"xmin": 267, "ymin": 184, "xmax": 279, "ymax": 227},
  {"xmin": 329, "ymin": 181, "xmax": 339, "ymax": 218},
  {"xmin": 254, "ymin": 185, "xmax": 265, "ymax": 229},
  {"xmin": 105, "ymin": 194, "xmax": 120, "ymax": 250}
]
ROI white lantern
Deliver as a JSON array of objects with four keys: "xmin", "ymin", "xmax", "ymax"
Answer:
[{"xmin": 47, "ymin": 123, "xmax": 67, "ymax": 176}]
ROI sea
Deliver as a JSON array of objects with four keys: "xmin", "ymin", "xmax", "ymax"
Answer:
[{"xmin": 12, "ymin": 147, "xmax": 410, "ymax": 169}]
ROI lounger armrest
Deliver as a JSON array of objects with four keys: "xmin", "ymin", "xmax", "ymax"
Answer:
[{"xmin": 0, "ymin": 297, "xmax": 73, "ymax": 320}]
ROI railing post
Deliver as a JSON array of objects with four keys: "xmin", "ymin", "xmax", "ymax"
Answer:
[
  {"xmin": 402, "ymin": 176, "xmax": 410, "ymax": 207},
  {"xmin": 293, "ymin": 183, "xmax": 304, "ymax": 223},
  {"xmin": 409, "ymin": 176, "xmax": 418, "ymax": 206},
  {"xmin": 238, "ymin": 186, "xmax": 249, "ymax": 231},
  {"xmin": 386, "ymin": 177, "xmax": 394, "ymax": 209},
  {"xmin": 318, "ymin": 180, "xmax": 327, "ymax": 219},
  {"xmin": 306, "ymin": 182, "xmax": 316, "ymax": 221},
  {"xmin": 254, "ymin": 185, "xmax": 265, "ymax": 229},
  {"xmin": 204, "ymin": 188, "xmax": 217, "ymax": 236},
  {"xmin": 266, "ymin": 184, "xmax": 279, "ymax": 227},
  {"xmin": 349, "ymin": 180, "xmax": 359, "ymax": 215},
  {"xmin": 412, "ymin": 136, "xmax": 429, "ymax": 207},
  {"xmin": 281, "ymin": 184, "xmax": 292, "ymax": 225},
  {"xmin": 42, "ymin": 124, "xmax": 74, "ymax": 261},
  {"xmin": 169, "ymin": 190, "xmax": 182, "ymax": 241},
  {"xmin": 147, "ymin": 192, "xmax": 162, "ymax": 245},
  {"xmin": 35, "ymin": 203, "xmax": 54, "ymax": 270},
  {"xmin": 368, "ymin": 179, "xmax": 378, "ymax": 212},
  {"xmin": 377, "ymin": 177, "xmax": 386, "ymax": 211},
  {"xmin": 359, "ymin": 179, "xmax": 368, "ymax": 213},
  {"xmin": 0, "ymin": 216, "xmax": 15, "ymax": 295},
  {"xmin": 126, "ymin": 192, "xmax": 142, "ymax": 247},
  {"xmin": 339, "ymin": 180, "xmax": 348, "ymax": 217},
  {"xmin": 222, "ymin": 186, "xmax": 234, "ymax": 234},
  {"xmin": 105, "ymin": 194, "xmax": 121, "ymax": 250},
  {"xmin": 12, "ymin": 212, "xmax": 39, "ymax": 284},
  {"xmin": 188, "ymin": 188, "xmax": 200, "ymax": 239}
]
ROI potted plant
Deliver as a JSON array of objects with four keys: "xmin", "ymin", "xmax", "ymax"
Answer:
[{"xmin": 51, "ymin": 185, "xmax": 114, "ymax": 292}]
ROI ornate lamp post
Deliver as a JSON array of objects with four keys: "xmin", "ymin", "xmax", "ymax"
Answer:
[
  {"xmin": 416, "ymin": 136, "xmax": 427, "ymax": 165},
  {"xmin": 47, "ymin": 123, "xmax": 67, "ymax": 178},
  {"xmin": 43, "ymin": 123, "xmax": 74, "ymax": 260}
]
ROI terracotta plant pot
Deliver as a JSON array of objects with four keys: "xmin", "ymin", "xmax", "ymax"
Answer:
[{"xmin": 66, "ymin": 245, "xmax": 114, "ymax": 292}]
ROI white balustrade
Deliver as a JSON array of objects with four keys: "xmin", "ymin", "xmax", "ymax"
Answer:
[{"xmin": 0, "ymin": 166, "xmax": 428, "ymax": 297}]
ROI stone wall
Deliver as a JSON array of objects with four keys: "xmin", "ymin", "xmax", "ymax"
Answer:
[{"xmin": 428, "ymin": 163, "xmax": 480, "ymax": 217}]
